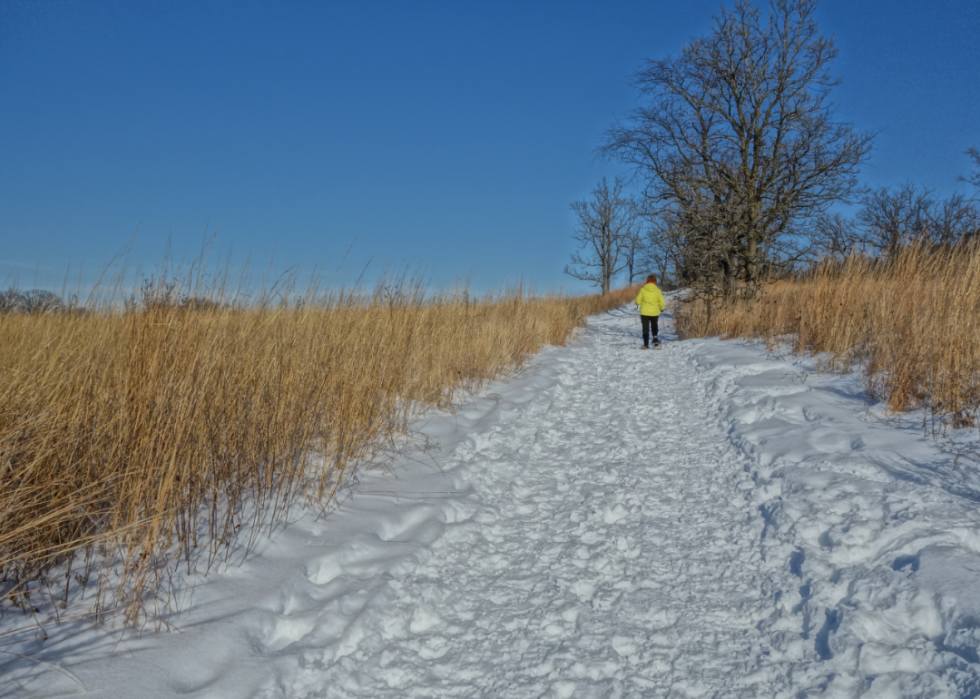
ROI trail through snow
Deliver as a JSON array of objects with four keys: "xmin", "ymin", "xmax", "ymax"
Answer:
[
  {"xmin": 7, "ymin": 303, "xmax": 980, "ymax": 698},
  {"xmin": 280, "ymin": 308, "xmax": 788, "ymax": 697}
]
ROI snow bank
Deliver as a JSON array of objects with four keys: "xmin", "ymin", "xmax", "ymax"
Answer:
[{"xmin": 692, "ymin": 337, "xmax": 980, "ymax": 697}]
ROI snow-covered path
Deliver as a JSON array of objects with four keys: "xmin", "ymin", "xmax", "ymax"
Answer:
[{"xmin": 284, "ymin": 309, "xmax": 789, "ymax": 697}]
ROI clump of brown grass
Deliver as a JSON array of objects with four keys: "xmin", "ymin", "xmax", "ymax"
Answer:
[
  {"xmin": 675, "ymin": 243, "xmax": 980, "ymax": 419},
  {"xmin": 0, "ymin": 276, "xmax": 637, "ymax": 625}
]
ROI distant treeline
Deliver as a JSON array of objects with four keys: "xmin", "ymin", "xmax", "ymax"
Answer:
[{"xmin": 0, "ymin": 288, "xmax": 74, "ymax": 315}]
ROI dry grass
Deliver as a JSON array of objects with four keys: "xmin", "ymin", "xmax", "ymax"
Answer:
[
  {"xmin": 675, "ymin": 243, "xmax": 980, "ymax": 420},
  {"xmin": 0, "ymin": 278, "xmax": 637, "ymax": 625}
]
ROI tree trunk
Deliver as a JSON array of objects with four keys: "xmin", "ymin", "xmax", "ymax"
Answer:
[{"xmin": 746, "ymin": 236, "xmax": 760, "ymax": 287}]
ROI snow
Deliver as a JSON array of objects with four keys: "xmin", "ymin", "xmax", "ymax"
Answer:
[{"xmin": 5, "ymin": 301, "xmax": 980, "ymax": 697}]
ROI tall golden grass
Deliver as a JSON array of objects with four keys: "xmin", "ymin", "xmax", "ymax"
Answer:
[
  {"xmin": 675, "ymin": 243, "xmax": 980, "ymax": 420},
  {"xmin": 0, "ymin": 278, "xmax": 637, "ymax": 624}
]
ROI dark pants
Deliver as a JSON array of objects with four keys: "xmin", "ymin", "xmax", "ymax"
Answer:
[{"xmin": 641, "ymin": 314, "xmax": 659, "ymax": 347}]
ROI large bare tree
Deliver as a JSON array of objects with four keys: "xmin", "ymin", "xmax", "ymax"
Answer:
[
  {"xmin": 564, "ymin": 177, "xmax": 639, "ymax": 294},
  {"xmin": 602, "ymin": 0, "xmax": 872, "ymax": 288}
]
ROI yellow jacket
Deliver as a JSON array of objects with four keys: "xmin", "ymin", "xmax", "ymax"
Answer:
[{"xmin": 635, "ymin": 282, "xmax": 666, "ymax": 316}]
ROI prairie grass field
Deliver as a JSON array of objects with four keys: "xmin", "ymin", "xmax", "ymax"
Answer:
[
  {"xmin": 676, "ymin": 243, "xmax": 980, "ymax": 423},
  {"xmin": 0, "ymin": 277, "xmax": 637, "ymax": 625}
]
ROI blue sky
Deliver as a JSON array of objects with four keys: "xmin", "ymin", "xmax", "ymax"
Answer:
[{"xmin": 1, "ymin": 0, "xmax": 978, "ymax": 294}]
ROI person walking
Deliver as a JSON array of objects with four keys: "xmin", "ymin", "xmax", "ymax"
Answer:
[{"xmin": 635, "ymin": 274, "xmax": 666, "ymax": 349}]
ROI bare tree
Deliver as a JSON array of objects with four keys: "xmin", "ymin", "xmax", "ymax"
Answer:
[
  {"xmin": 822, "ymin": 186, "xmax": 980, "ymax": 260},
  {"xmin": 20, "ymin": 289, "xmax": 63, "ymax": 315},
  {"xmin": 0, "ymin": 288, "xmax": 23, "ymax": 314},
  {"xmin": 929, "ymin": 193, "xmax": 980, "ymax": 247},
  {"xmin": 620, "ymin": 227, "xmax": 646, "ymax": 285},
  {"xmin": 963, "ymin": 147, "xmax": 980, "ymax": 196},
  {"xmin": 601, "ymin": 0, "xmax": 872, "ymax": 288},
  {"xmin": 564, "ymin": 177, "xmax": 640, "ymax": 294},
  {"xmin": 857, "ymin": 184, "xmax": 933, "ymax": 257},
  {"xmin": 639, "ymin": 243, "xmax": 675, "ymax": 289},
  {"xmin": 658, "ymin": 194, "xmax": 746, "ymax": 321},
  {"xmin": 809, "ymin": 212, "xmax": 862, "ymax": 260}
]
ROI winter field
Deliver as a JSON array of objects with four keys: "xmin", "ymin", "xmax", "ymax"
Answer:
[
  {"xmin": 5, "ymin": 298, "xmax": 980, "ymax": 697},
  {"xmin": 0, "ymin": 283, "xmax": 636, "ymax": 626}
]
